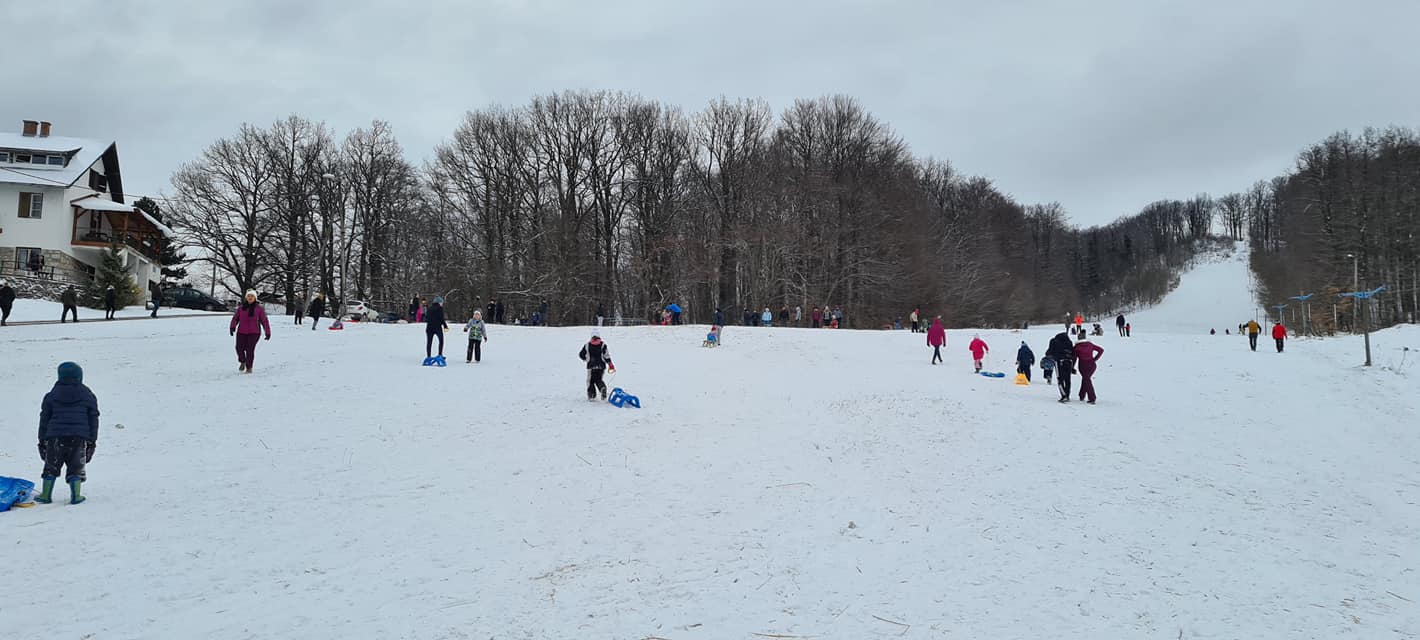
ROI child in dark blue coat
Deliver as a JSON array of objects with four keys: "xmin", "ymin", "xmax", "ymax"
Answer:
[
  {"xmin": 1016, "ymin": 341, "xmax": 1035, "ymax": 382},
  {"xmin": 36, "ymin": 362, "xmax": 100, "ymax": 504}
]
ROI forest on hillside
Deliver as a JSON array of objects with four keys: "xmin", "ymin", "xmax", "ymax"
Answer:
[{"xmin": 163, "ymin": 92, "xmax": 1413, "ymax": 329}]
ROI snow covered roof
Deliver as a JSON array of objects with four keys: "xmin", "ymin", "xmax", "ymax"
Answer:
[
  {"xmin": 71, "ymin": 195, "xmax": 176, "ymax": 238},
  {"xmin": 0, "ymin": 132, "xmax": 115, "ymax": 190}
]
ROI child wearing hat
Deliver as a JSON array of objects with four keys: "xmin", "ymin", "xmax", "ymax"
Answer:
[
  {"xmin": 578, "ymin": 331, "xmax": 615, "ymax": 401},
  {"xmin": 36, "ymin": 362, "xmax": 99, "ymax": 504}
]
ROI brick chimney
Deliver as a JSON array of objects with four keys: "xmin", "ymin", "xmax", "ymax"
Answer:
[
  {"xmin": 39, "ymin": 121, "xmax": 51, "ymax": 137},
  {"xmin": 21, "ymin": 120, "xmax": 38, "ymax": 136}
]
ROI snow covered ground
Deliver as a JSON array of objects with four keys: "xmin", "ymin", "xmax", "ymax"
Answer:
[
  {"xmin": 2, "ymin": 299, "xmax": 1418, "ymax": 637},
  {"xmin": 1128, "ymin": 240, "xmax": 1262, "ymax": 335}
]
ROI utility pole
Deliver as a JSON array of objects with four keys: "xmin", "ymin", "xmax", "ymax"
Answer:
[
  {"xmin": 1340, "ymin": 285, "xmax": 1386, "ymax": 367},
  {"xmin": 1290, "ymin": 293, "xmax": 1314, "ymax": 336}
]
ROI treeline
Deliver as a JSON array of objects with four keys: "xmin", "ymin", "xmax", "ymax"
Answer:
[
  {"xmin": 167, "ymin": 92, "xmax": 1221, "ymax": 326},
  {"xmin": 1226, "ymin": 127, "xmax": 1420, "ymax": 332}
]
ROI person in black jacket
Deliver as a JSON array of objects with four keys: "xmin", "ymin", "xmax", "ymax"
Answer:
[
  {"xmin": 579, "ymin": 331, "xmax": 614, "ymax": 400},
  {"xmin": 307, "ymin": 294, "xmax": 326, "ymax": 331},
  {"xmin": 103, "ymin": 285, "xmax": 117, "ymax": 320},
  {"xmin": 0, "ymin": 279, "xmax": 14, "ymax": 326},
  {"xmin": 35, "ymin": 361, "xmax": 99, "ymax": 504},
  {"xmin": 495, "ymin": 300, "xmax": 505, "ymax": 324},
  {"xmin": 1045, "ymin": 332, "xmax": 1075, "ymax": 403},
  {"xmin": 408, "ymin": 295, "xmax": 420, "ymax": 322},
  {"xmin": 425, "ymin": 296, "xmax": 448, "ymax": 358},
  {"xmin": 149, "ymin": 280, "xmax": 163, "ymax": 318},
  {"xmin": 1115, "ymin": 313, "xmax": 1127, "ymax": 337},
  {"xmin": 60, "ymin": 285, "xmax": 79, "ymax": 323},
  {"xmin": 714, "ymin": 308, "xmax": 724, "ymax": 327},
  {"xmin": 1016, "ymin": 341, "xmax": 1035, "ymax": 382}
]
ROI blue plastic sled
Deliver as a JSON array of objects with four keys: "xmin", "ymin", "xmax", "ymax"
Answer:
[
  {"xmin": 0, "ymin": 476, "xmax": 36, "ymax": 512},
  {"xmin": 978, "ymin": 371, "xmax": 1007, "ymax": 378},
  {"xmin": 422, "ymin": 355, "xmax": 447, "ymax": 367},
  {"xmin": 608, "ymin": 387, "xmax": 642, "ymax": 408}
]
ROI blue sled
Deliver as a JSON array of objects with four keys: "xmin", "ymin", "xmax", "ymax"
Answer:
[
  {"xmin": 978, "ymin": 371, "xmax": 1006, "ymax": 378},
  {"xmin": 608, "ymin": 387, "xmax": 641, "ymax": 408},
  {"xmin": 422, "ymin": 355, "xmax": 447, "ymax": 367}
]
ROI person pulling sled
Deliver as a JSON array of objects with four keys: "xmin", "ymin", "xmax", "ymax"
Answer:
[
  {"xmin": 579, "ymin": 331, "xmax": 615, "ymax": 401},
  {"xmin": 1046, "ymin": 331, "xmax": 1075, "ymax": 403}
]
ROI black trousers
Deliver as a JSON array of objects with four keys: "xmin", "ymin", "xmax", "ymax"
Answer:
[
  {"xmin": 42, "ymin": 436, "xmax": 89, "ymax": 481},
  {"xmin": 1249, "ymin": 333, "xmax": 1258, "ymax": 351},
  {"xmin": 426, "ymin": 328, "xmax": 445, "ymax": 357},
  {"xmin": 62, "ymin": 305, "xmax": 78, "ymax": 322},
  {"xmin": 931, "ymin": 345, "xmax": 942, "ymax": 364},
  {"xmin": 466, "ymin": 339, "xmax": 482, "ymax": 362},
  {"xmin": 1056, "ymin": 361, "xmax": 1074, "ymax": 400},
  {"xmin": 1275, "ymin": 338, "xmax": 1284, "ymax": 353},
  {"xmin": 105, "ymin": 303, "xmax": 116, "ymax": 319},
  {"xmin": 1, "ymin": 302, "xmax": 10, "ymax": 324},
  {"xmin": 1017, "ymin": 363, "xmax": 1032, "ymax": 381},
  {"xmin": 587, "ymin": 368, "xmax": 607, "ymax": 399}
]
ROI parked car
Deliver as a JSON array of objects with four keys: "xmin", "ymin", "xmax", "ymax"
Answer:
[
  {"xmin": 346, "ymin": 300, "xmax": 380, "ymax": 321},
  {"xmin": 376, "ymin": 311, "xmax": 405, "ymax": 324},
  {"xmin": 160, "ymin": 287, "xmax": 229, "ymax": 312}
]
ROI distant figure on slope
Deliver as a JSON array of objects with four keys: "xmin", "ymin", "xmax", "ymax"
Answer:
[
  {"xmin": 714, "ymin": 308, "xmax": 724, "ymax": 326},
  {"xmin": 103, "ymin": 285, "xmax": 117, "ymax": 320},
  {"xmin": 35, "ymin": 362, "xmax": 99, "ymax": 505},
  {"xmin": 1125, "ymin": 323, "xmax": 1131, "ymax": 337},
  {"xmin": 307, "ymin": 293, "xmax": 326, "ymax": 331},
  {"xmin": 463, "ymin": 310, "xmax": 488, "ymax": 363},
  {"xmin": 1074, "ymin": 313, "xmax": 1084, "ymax": 334},
  {"xmin": 1046, "ymin": 332, "xmax": 1076, "ymax": 403},
  {"xmin": 425, "ymin": 296, "xmax": 448, "ymax": 359},
  {"xmin": 812, "ymin": 306, "xmax": 822, "ymax": 328},
  {"xmin": 0, "ymin": 279, "xmax": 14, "ymax": 326},
  {"xmin": 704, "ymin": 325, "xmax": 721, "ymax": 347},
  {"xmin": 408, "ymin": 295, "xmax": 420, "ymax": 323},
  {"xmin": 149, "ymin": 280, "xmax": 163, "ymax": 318},
  {"xmin": 1016, "ymin": 341, "xmax": 1035, "ymax": 382},
  {"xmin": 762, "ymin": 307, "xmax": 773, "ymax": 327},
  {"xmin": 794, "ymin": 305, "xmax": 802, "ymax": 326},
  {"xmin": 1116, "ymin": 313, "xmax": 1126, "ymax": 337},
  {"xmin": 779, "ymin": 305, "xmax": 789, "ymax": 326},
  {"xmin": 968, "ymin": 334, "xmax": 989, "ymax": 373},
  {"xmin": 1073, "ymin": 334, "xmax": 1104, "ymax": 404},
  {"xmin": 579, "ymin": 330, "xmax": 614, "ymax": 401},
  {"xmin": 1040, "ymin": 353, "xmax": 1056, "ymax": 384},
  {"xmin": 742, "ymin": 308, "xmax": 753, "ymax": 327},
  {"xmin": 229, "ymin": 290, "xmax": 271, "ymax": 373},
  {"xmin": 60, "ymin": 285, "xmax": 79, "ymax": 323},
  {"xmin": 596, "ymin": 302, "xmax": 606, "ymax": 326},
  {"xmin": 926, "ymin": 317, "xmax": 946, "ymax": 365},
  {"xmin": 909, "ymin": 308, "xmax": 920, "ymax": 333},
  {"xmin": 294, "ymin": 294, "xmax": 305, "ymax": 325},
  {"xmin": 495, "ymin": 300, "xmax": 505, "ymax": 324},
  {"xmin": 1246, "ymin": 319, "xmax": 1262, "ymax": 352},
  {"xmin": 1272, "ymin": 321, "xmax": 1287, "ymax": 353}
]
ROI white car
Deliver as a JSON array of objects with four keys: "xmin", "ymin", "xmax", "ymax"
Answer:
[{"xmin": 345, "ymin": 300, "xmax": 380, "ymax": 322}]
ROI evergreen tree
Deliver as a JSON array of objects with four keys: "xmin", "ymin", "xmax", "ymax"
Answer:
[
  {"xmin": 85, "ymin": 244, "xmax": 140, "ymax": 309},
  {"xmin": 136, "ymin": 197, "xmax": 189, "ymax": 281}
]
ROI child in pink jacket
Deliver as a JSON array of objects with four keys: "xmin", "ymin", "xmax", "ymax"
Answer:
[{"xmin": 968, "ymin": 334, "xmax": 989, "ymax": 373}]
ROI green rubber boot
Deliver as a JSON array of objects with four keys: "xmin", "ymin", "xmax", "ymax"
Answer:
[
  {"xmin": 68, "ymin": 479, "xmax": 85, "ymax": 505},
  {"xmin": 35, "ymin": 478, "xmax": 55, "ymax": 504}
]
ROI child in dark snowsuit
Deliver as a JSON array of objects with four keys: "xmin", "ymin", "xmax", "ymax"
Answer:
[
  {"xmin": 1045, "ymin": 332, "xmax": 1075, "ymax": 403},
  {"xmin": 579, "ymin": 331, "xmax": 614, "ymax": 400},
  {"xmin": 425, "ymin": 296, "xmax": 448, "ymax": 358},
  {"xmin": 1016, "ymin": 341, "xmax": 1035, "ymax": 382},
  {"xmin": 463, "ymin": 310, "xmax": 488, "ymax": 362},
  {"xmin": 36, "ymin": 362, "xmax": 99, "ymax": 504}
]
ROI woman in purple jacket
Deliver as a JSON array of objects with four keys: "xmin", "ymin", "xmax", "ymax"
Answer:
[
  {"xmin": 1072, "ymin": 336, "xmax": 1104, "ymax": 404},
  {"xmin": 229, "ymin": 289, "xmax": 272, "ymax": 373}
]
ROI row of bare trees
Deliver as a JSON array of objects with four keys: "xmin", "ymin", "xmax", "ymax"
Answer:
[
  {"xmin": 166, "ymin": 92, "xmax": 1228, "ymax": 326},
  {"xmin": 1230, "ymin": 127, "xmax": 1420, "ymax": 332}
]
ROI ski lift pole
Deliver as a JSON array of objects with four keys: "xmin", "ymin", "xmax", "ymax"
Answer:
[
  {"xmin": 1289, "ymin": 293, "xmax": 1314, "ymax": 336},
  {"xmin": 1339, "ymin": 285, "xmax": 1386, "ymax": 366},
  {"xmin": 1270, "ymin": 304, "xmax": 1288, "ymax": 324}
]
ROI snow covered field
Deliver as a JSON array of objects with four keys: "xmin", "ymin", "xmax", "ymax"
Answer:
[
  {"xmin": 3, "ymin": 282, "xmax": 1418, "ymax": 638},
  {"xmin": 1128, "ymin": 240, "xmax": 1261, "ymax": 334},
  {"xmin": 0, "ymin": 298, "xmax": 225, "ymax": 324}
]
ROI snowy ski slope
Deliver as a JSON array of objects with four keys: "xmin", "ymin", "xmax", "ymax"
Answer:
[
  {"xmin": 1127, "ymin": 240, "xmax": 1260, "ymax": 334},
  {"xmin": 1, "ymin": 291, "xmax": 1417, "ymax": 638}
]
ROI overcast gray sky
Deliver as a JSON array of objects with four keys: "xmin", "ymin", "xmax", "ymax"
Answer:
[{"xmin": 4, "ymin": 0, "xmax": 1417, "ymax": 227}]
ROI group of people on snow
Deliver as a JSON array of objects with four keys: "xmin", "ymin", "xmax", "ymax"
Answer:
[
  {"xmin": 1234, "ymin": 319, "xmax": 1288, "ymax": 353},
  {"xmin": 924, "ymin": 316, "xmax": 1108, "ymax": 404}
]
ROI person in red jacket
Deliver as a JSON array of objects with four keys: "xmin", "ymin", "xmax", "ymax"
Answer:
[
  {"xmin": 229, "ymin": 290, "xmax": 272, "ymax": 373},
  {"xmin": 926, "ymin": 317, "xmax": 946, "ymax": 364},
  {"xmin": 968, "ymin": 334, "xmax": 989, "ymax": 373},
  {"xmin": 1272, "ymin": 322, "xmax": 1287, "ymax": 353},
  {"xmin": 1072, "ymin": 335, "xmax": 1104, "ymax": 404}
]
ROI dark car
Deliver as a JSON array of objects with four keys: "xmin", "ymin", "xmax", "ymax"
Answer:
[{"xmin": 160, "ymin": 286, "xmax": 229, "ymax": 312}]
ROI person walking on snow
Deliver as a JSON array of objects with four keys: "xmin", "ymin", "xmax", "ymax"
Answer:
[
  {"xmin": 1115, "ymin": 313, "xmax": 1126, "ymax": 337},
  {"xmin": 968, "ymin": 334, "xmax": 989, "ymax": 373},
  {"xmin": 103, "ymin": 285, "xmax": 117, "ymax": 320},
  {"xmin": 1016, "ymin": 341, "xmax": 1035, "ymax": 382},
  {"xmin": 307, "ymin": 293, "xmax": 326, "ymax": 331},
  {"xmin": 579, "ymin": 331, "xmax": 615, "ymax": 400},
  {"xmin": 408, "ymin": 295, "xmax": 420, "ymax": 322},
  {"xmin": 926, "ymin": 317, "xmax": 946, "ymax": 364},
  {"xmin": 909, "ymin": 308, "xmax": 920, "ymax": 333},
  {"xmin": 34, "ymin": 361, "xmax": 99, "ymax": 505},
  {"xmin": 1073, "ymin": 313, "xmax": 1084, "ymax": 334},
  {"xmin": 0, "ymin": 279, "xmax": 14, "ymax": 326},
  {"xmin": 425, "ymin": 296, "xmax": 449, "ymax": 359},
  {"xmin": 229, "ymin": 290, "xmax": 271, "ymax": 373},
  {"xmin": 149, "ymin": 280, "xmax": 163, "ymax": 318},
  {"xmin": 1272, "ymin": 321, "xmax": 1287, "ymax": 353},
  {"xmin": 762, "ymin": 307, "xmax": 773, "ymax": 327},
  {"xmin": 294, "ymin": 295, "xmax": 305, "ymax": 325},
  {"xmin": 1072, "ymin": 334, "xmax": 1104, "ymax": 404},
  {"xmin": 1246, "ymin": 319, "xmax": 1262, "ymax": 351},
  {"xmin": 794, "ymin": 305, "xmax": 802, "ymax": 326},
  {"xmin": 61, "ymin": 285, "xmax": 79, "ymax": 323},
  {"xmin": 1046, "ymin": 332, "xmax": 1075, "ymax": 402},
  {"xmin": 714, "ymin": 308, "xmax": 724, "ymax": 327},
  {"xmin": 463, "ymin": 310, "xmax": 489, "ymax": 363}
]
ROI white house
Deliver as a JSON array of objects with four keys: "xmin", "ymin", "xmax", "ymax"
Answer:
[{"xmin": 0, "ymin": 119, "xmax": 170, "ymax": 287}]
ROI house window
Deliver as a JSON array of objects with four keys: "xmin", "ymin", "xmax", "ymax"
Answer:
[
  {"xmin": 15, "ymin": 247, "xmax": 44, "ymax": 271},
  {"xmin": 0, "ymin": 151, "xmax": 9, "ymax": 162},
  {"xmin": 15, "ymin": 153, "xmax": 30, "ymax": 163},
  {"xmin": 89, "ymin": 170, "xmax": 108, "ymax": 192},
  {"xmin": 31, "ymin": 154, "xmax": 48, "ymax": 165},
  {"xmin": 18, "ymin": 192, "xmax": 43, "ymax": 219},
  {"xmin": 47, "ymin": 155, "xmax": 64, "ymax": 166}
]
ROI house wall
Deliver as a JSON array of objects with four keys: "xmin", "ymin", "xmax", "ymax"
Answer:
[{"xmin": 0, "ymin": 182, "xmax": 159, "ymax": 285}]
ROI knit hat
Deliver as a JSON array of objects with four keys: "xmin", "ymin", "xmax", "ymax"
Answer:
[
  {"xmin": 245, "ymin": 289, "xmax": 258, "ymax": 300},
  {"xmin": 591, "ymin": 330, "xmax": 601, "ymax": 339},
  {"xmin": 57, "ymin": 361, "xmax": 83, "ymax": 383},
  {"xmin": 433, "ymin": 296, "xmax": 444, "ymax": 304}
]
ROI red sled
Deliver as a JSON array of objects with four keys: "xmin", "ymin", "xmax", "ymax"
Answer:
[{"xmin": 328, "ymin": 320, "xmax": 345, "ymax": 330}]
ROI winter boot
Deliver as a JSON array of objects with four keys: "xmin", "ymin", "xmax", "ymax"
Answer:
[
  {"xmin": 68, "ymin": 479, "xmax": 85, "ymax": 505},
  {"xmin": 35, "ymin": 477, "xmax": 55, "ymax": 504}
]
